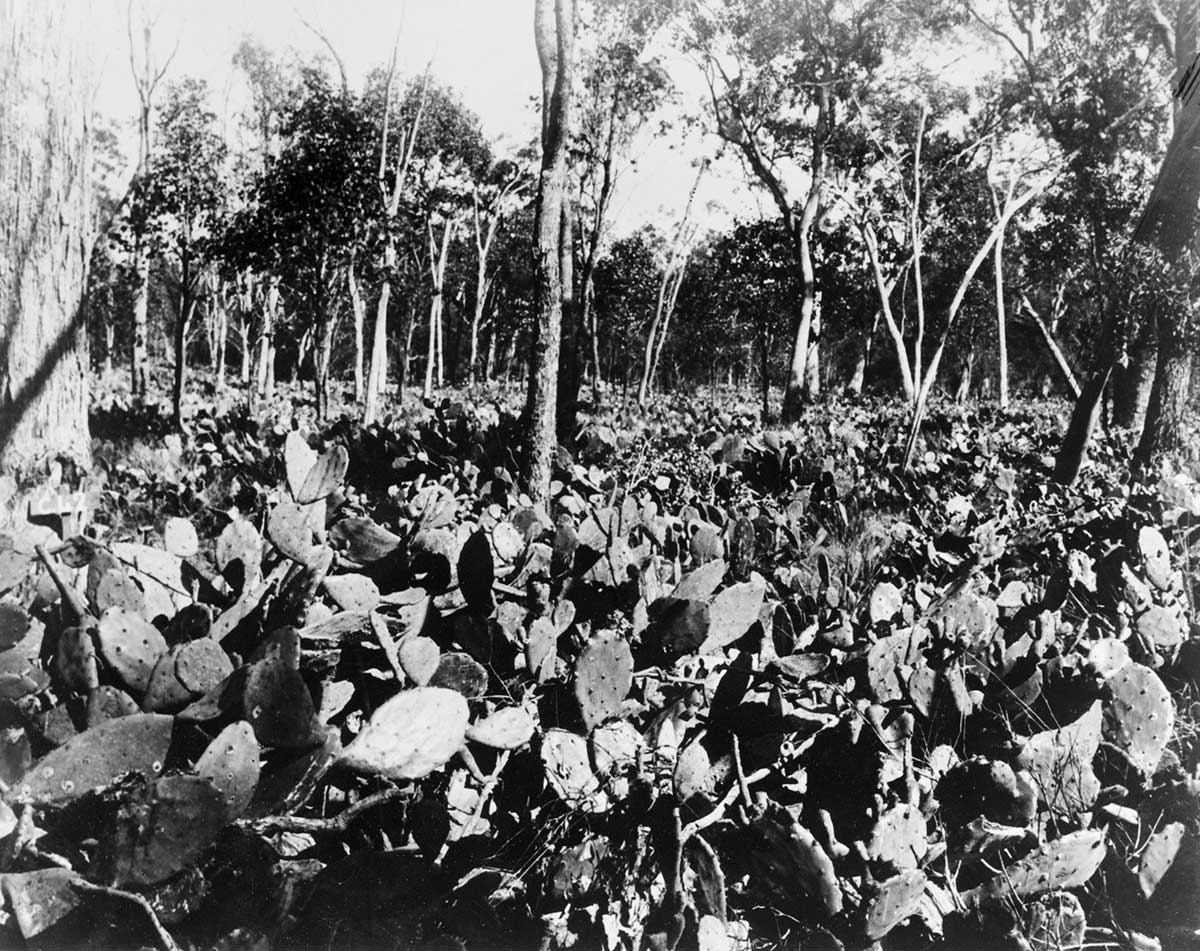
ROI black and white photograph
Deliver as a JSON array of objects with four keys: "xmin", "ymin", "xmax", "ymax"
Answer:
[{"xmin": 1, "ymin": 0, "xmax": 1199, "ymax": 947}]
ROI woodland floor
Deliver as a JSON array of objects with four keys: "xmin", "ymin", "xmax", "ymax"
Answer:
[{"xmin": 0, "ymin": 374, "xmax": 1198, "ymax": 950}]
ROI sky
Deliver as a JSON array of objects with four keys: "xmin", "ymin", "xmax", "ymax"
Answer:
[{"xmin": 91, "ymin": 0, "xmax": 761, "ymax": 236}]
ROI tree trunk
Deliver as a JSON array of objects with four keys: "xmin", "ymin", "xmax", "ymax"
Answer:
[
  {"xmin": 851, "ymin": 310, "xmax": 880, "ymax": 396},
  {"xmin": 0, "ymin": 0, "xmax": 94, "ymax": 474},
  {"xmin": 239, "ymin": 319, "xmax": 251, "ymax": 384},
  {"xmin": 364, "ymin": 277, "xmax": 391, "ymax": 423},
  {"xmin": 524, "ymin": 0, "xmax": 575, "ymax": 503},
  {"xmin": 555, "ymin": 200, "xmax": 579, "ymax": 443},
  {"xmin": 1111, "ymin": 321, "xmax": 1156, "ymax": 429},
  {"xmin": 1134, "ymin": 306, "xmax": 1194, "ymax": 472},
  {"xmin": 348, "ymin": 260, "xmax": 365, "ymax": 403},
  {"xmin": 172, "ymin": 294, "xmax": 197, "ymax": 431},
  {"xmin": 103, "ymin": 322, "xmax": 115, "ymax": 377},
  {"xmin": 804, "ymin": 297, "xmax": 821, "ymax": 399},
  {"xmin": 214, "ymin": 299, "xmax": 228, "ymax": 387},
  {"xmin": 130, "ymin": 248, "xmax": 151, "ymax": 397},
  {"xmin": 994, "ymin": 226, "xmax": 1009, "ymax": 409}
]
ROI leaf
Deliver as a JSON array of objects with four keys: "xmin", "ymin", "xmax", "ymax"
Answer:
[
  {"xmin": 1018, "ymin": 701, "xmax": 1102, "ymax": 816},
  {"xmin": 243, "ymin": 658, "xmax": 320, "ymax": 750},
  {"xmin": 1138, "ymin": 821, "xmax": 1185, "ymax": 898},
  {"xmin": 99, "ymin": 775, "xmax": 229, "ymax": 887},
  {"xmin": 96, "ymin": 606, "xmax": 168, "ymax": 694},
  {"xmin": 1, "ymin": 868, "xmax": 84, "ymax": 939},
  {"xmin": 10, "ymin": 713, "xmax": 172, "ymax": 804},
  {"xmin": 700, "ymin": 581, "xmax": 764, "ymax": 652},
  {"xmin": 672, "ymin": 559, "xmax": 727, "ymax": 601},
  {"xmin": 174, "ymin": 637, "xmax": 234, "ymax": 694},
  {"xmin": 216, "ymin": 518, "xmax": 263, "ymax": 583},
  {"xmin": 0, "ymin": 603, "xmax": 32, "ymax": 650},
  {"xmin": 195, "ymin": 720, "xmax": 260, "ymax": 820},
  {"xmin": 429, "ymin": 651, "xmax": 488, "ymax": 698},
  {"xmin": 339, "ymin": 687, "xmax": 469, "ymax": 780},
  {"xmin": 869, "ymin": 582, "xmax": 903, "ymax": 624},
  {"xmin": 268, "ymin": 501, "xmax": 317, "ymax": 564},
  {"xmin": 330, "ymin": 517, "xmax": 401, "ymax": 564},
  {"xmin": 466, "ymin": 707, "xmax": 536, "ymax": 749},
  {"xmin": 323, "ymin": 573, "xmax": 381, "ymax": 613},
  {"xmin": 457, "ymin": 529, "xmax": 495, "ymax": 612},
  {"xmin": 297, "ymin": 444, "xmax": 349, "ymax": 504},
  {"xmin": 399, "ymin": 636, "xmax": 441, "ymax": 686},
  {"xmin": 541, "ymin": 729, "xmax": 603, "ymax": 810},
  {"xmin": 163, "ymin": 517, "xmax": 200, "ymax": 557},
  {"xmin": 284, "ymin": 431, "xmax": 318, "ymax": 500}
]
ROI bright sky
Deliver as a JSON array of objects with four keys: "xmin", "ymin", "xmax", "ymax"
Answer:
[{"xmin": 91, "ymin": 0, "xmax": 759, "ymax": 236}]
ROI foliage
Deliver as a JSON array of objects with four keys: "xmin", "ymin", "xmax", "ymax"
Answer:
[{"xmin": 0, "ymin": 382, "xmax": 1197, "ymax": 949}]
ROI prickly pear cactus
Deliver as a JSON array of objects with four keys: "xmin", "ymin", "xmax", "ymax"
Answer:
[
  {"xmin": 1106, "ymin": 662, "xmax": 1174, "ymax": 775},
  {"xmin": 863, "ymin": 869, "xmax": 927, "ymax": 941},
  {"xmin": 574, "ymin": 632, "xmax": 633, "ymax": 732},
  {"xmin": 867, "ymin": 631, "xmax": 908, "ymax": 703},
  {"xmin": 967, "ymin": 829, "xmax": 1106, "ymax": 905},
  {"xmin": 196, "ymin": 720, "xmax": 260, "ymax": 820},
  {"xmin": 95, "ymin": 606, "xmax": 168, "ymax": 694},
  {"xmin": 56, "ymin": 624, "xmax": 98, "ymax": 693},
  {"xmin": 1138, "ymin": 821, "xmax": 1185, "ymax": 899},
  {"xmin": 9, "ymin": 713, "xmax": 173, "ymax": 804},
  {"xmin": 868, "ymin": 804, "xmax": 928, "ymax": 870}
]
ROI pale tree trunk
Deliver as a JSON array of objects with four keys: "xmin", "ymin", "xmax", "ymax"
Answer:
[
  {"xmin": 126, "ymin": 2, "xmax": 174, "ymax": 401},
  {"xmin": 131, "ymin": 251, "xmax": 151, "ymax": 397},
  {"xmin": 861, "ymin": 225, "xmax": 916, "ymax": 402},
  {"xmin": 0, "ymin": 0, "xmax": 94, "ymax": 474},
  {"xmin": 902, "ymin": 181, "xmax": 1045, "ymax": 469},
  {"xmin": 994, "ymin": 227, "xmax": 1009, "ymax": 409},
  {"xmin": 910, "ymin": 106, "xmax": 928, "ymax": 389},
  {"xmin": 172, "ymin": 291, "xmax": 197, "ymax": 431},
  {"xmin": 256, "ymin": 281, "xmax": 278, "ymax": 399},
  {"xmin": 524, "ymin": 0, "xmax": 575, "ymax": 503},
  {"xmin": 401, "ymin": 298, "xmax": 417, "ymax": 396},
  {"xmin": 424, "ymin": 219, "xmax": 454, "ymax": 399},
  {"xmin": 850, "ymin": 310, "xmax": 881, "ymax": 396},
  {"xmin": 366, "ymin": 275, "xmax": 392, "ymax": 419},
  {"xmin": 638, "ymin": 162, "xmax": 704, "ymax": 405},
  {"xmin": 103, "ymin": 322, "xmax": 115, "ymax": 377},
  {"xmin": 348, "ymin": 258, "xmax": 365, "ymax": 403},
  {"xmin": 238, "ymin": 317, "xmax": 251, "ymax": 384},
  {"xmin": 365, "ymin": 63, "xmax": 426, "ymax": 424},
  {"xmin": 1019, "ymin": 293, "xmax": 1080, "ymax": 398},
  {"xmin": 470, "ymin": 176, "xmax": 520, "ymax": 382},
  {"xmin": 804, "ymin": 297, "xmax": 821, "ymax": 398}
]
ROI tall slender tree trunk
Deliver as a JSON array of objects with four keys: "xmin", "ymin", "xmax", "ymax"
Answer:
[
  {"xmin": 348, "ymin": 258, "xmax": 365, "ymax": 403},
  {"xmin": 214, "ymin": 299, "xmax": 228, "ymax": 387},
  {"xmin": 131, "ymin": 250, "xmax": 151, "ymax": 397},
  {"xmin": 365, "ymin": 275, "xmax": 391, "ymax": 422},
  {"xmin": 556, "ymin": 201, "xmax": 579, "ymax": 442},
  {"xmin": 524, "ymin": 0, "xmax": 575, "ymax": 503},
  {"xmin": 239, "ymin": 319, "xmax": 251, "ymax": 384},
  {"xmin": 0, "ymin": 0, "xmax": 94, "ymax": 473},
  {"xmin": 994, "ymin": 227, "xmax": 1009, "ymax": 409},
  {"xmin": 172, "ymin": 292, "xmax": 196, "ymax": 431}
]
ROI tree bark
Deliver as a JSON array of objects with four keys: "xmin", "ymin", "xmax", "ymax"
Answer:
[
  {"xmin": 0, "ymin": 0, "xmax": 94, "ymax": 474},
  {"xmin": 524, "ymin": 0, "xmax": 575, "ymax": 503},
  {"xmin": 1111, "ymin": 321, "xmax": 1156, "ymax": 429},
  {"xmin": 994, "ymin": 226, "xmax": 1009, "ymax": 409},
  {"xmin": 348, "ymin": 257, "xmax": 365, "ymax": 403}
]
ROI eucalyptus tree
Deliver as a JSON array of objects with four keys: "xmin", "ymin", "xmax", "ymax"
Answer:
[
  {"xmin": 142, "ymin": 78, "xmax": 229, "ymax": 429},
  {"xmin": 687, "ymin": 0, "xmax": 952, "ymax": 421},
  {"xmin": 0, "ymin": 0, "xmax": 94, "ymax": 473}
]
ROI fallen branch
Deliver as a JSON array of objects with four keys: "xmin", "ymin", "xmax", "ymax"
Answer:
[{"xmin": 246, "ymin": 786, "xmax": 407, "ymax": 837}]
